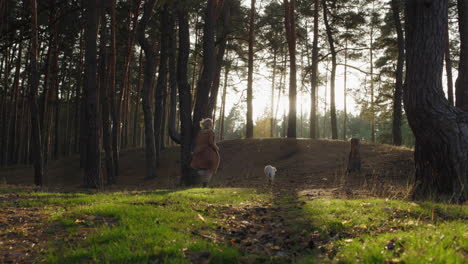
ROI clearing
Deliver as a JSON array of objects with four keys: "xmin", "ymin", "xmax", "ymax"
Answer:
[{"xmin": 0, "ymin": 139, "xmax": 466, "ymax": 263}]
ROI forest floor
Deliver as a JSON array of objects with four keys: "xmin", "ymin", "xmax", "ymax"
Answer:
[{"xmin": 0, "ymin": 139, "xmax": 467, "ymax": 263}]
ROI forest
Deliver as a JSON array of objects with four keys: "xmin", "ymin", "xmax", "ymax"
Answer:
[{"xmin": 0, "ymin": 0, "xmax": 467, "ymax": 263}]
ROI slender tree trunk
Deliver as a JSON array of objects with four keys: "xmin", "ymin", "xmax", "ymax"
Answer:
[
  {"xmin": 456, "ymin": 0, "xmax": 468, "ymax": 110},
  {"xmin": 246, "ymin": 0, "xmax": 255, "ymax": 138},
  {"xmin": 270, "ymin": 50, "xmax": 277, "ymax": 138},
  {"xmin": 109, "ymin": 0, "xmax": 120, "ymax": 179},
  {"xmin": 391, "ymin": 0, "xmax": 404, "ymax": 146},
  {"xmin": 75, "ymin": 30, "xmax": 84, "ymax": 155},
  {"xmin": 192, "ymin": 0, "xmax": 217, "ymax": 138},
  {"xmin": 83, "ymin": 0, "xmax": 102, "ymax": 188},
  {"xmin": 154, "ymin": 6, "xmax": 170, "ymax": 166},
  {"xmin": 343, "ymin": 38, "xmax": 348, "ymax": 140},
  {"xmin": 284, "ymin": 0, "xmax": 297, "ymax": 138},
  {"xmin": 370, "ymin": 1, "xmax": 375, "ymax": 143},
  {"xmin": 445, "ymin": 23, "xmax": 454, "ymax": 105},
  {"xmin": 9, "ymin": 38, "xmax": 23, "ymax": 164},
  {"xmin": 29, "ymin": 0, "xmax": 44, "ymax": 186},
  {"xmin": 99, "ymin": 6, "xmax": 116, "ymax": 185},
  {"xmin": 405, "ymin": 0, "xmax": 467, "ymax": 202},
  {"xmin": 323, "ymin": 61, "xmax": 329, "ymax": 138},
  {"xmin": 133, "ymin": 50, "xmax": 143, "ymax": 147},
  {"xmin": 177, "ymin": 3, "xmax": 193, "ymax": 185},
  {"xmin": 168, "ymin": 6, "xmax": 181, "ymax": 144},
  {"xmin": 310, "ymin": 0, "xmax": 319, "ymax": 139},
  {"xmin": 274, "ymin": 54, "xmax": 287, "ymax": 134},
  {"xmin": 323, "ymin": 0, "xmax": 337, "ymax": 139},
  {"xmin": 137, "ymin": 0, "xmax": 158, "ymax": 179},
  {"xmin": 190, "ymin": 16, "xmax": 201, "ymax": 94},
  {"xmin": 220, "ymin": 66, "xmax": 229, "ymax": 141},
  {"xmin": 208, "ymin": 1, "xmax": 230, "ymax": 118},
  {"xmin": 1, "ymin": 46, "xmax": 10, "ymax": 166},
  {"xmin": 41, "ymin": 0, "xmax": 59, "ymax": 166},
  {"xmin": 17, "ymin": 60, "xmax": 29, "ymax": 164}
]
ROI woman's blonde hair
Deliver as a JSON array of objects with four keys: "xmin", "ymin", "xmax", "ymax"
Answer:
[{"xmin": 200, "ymin": 118, "xmax": 213, "ymax": 129}]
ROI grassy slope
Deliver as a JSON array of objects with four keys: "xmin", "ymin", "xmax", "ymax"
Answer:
[{"xmin": 1, "ymin": 187, "xmax": 466, "ymax": 264}]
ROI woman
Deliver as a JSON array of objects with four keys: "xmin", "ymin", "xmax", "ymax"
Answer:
[{"xmin": 190, "ymin": 118, "xmax": 220, "ymax": 187}]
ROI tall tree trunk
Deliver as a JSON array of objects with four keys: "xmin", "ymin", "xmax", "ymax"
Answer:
[
  {"xmin": 310, "ymin": 0, "xmax": 319, "ymax": 139},
  {"xmin": 154, "ymin": 6, "xmax": 170, "ymax": 166},
  {"xmin": 456, "ymin": 0, "xmax": 468, "ymax": 110},
  {"xmin": 75, "ymin": 30, "xmax": 84, "ymax": 155},
  {"xmin": 168, "ymin": 5, "xmax": 181, "ymax": 144},
  {"xmin": 83, "ymin": 0, "xmax": 102, "ymax": 188},
  {"xmin": 370, "ymin": 1, "xmax": 376, "ymax": 143},
  {"xmin": 1, "ymin": 46, "xmax": 11, "ymax": 167},
  {"xmin": 9, "ymin": 38, "xmax": 23, "ymax": 164},
  {"xmin": 207, "ymin": 1, "xmax": 230, "ymax": 118},
  {"xmin": 445, "ymin": 23, "xmax": 454, "ymax": 105},
  {"xmin": 99, "ymin": 6, "xmax": 116, "ymax": 185},
  {"xmin": 246, "ymin": 0, "xmax": 255, "ymax": 138},
  {"xmin": 53, "ymin": 52, "xmax": 65, "ymax": 160},
  {"xmin": 323, "ymin": 0, "xmax": 337, "ymax": 139},
  {"xmin": 284, "ymin": 0, "xmax": 297, "ymax": 138},
  {"xmin": 190, "ymin": 16, "xmax": 201, "ymax": 93},
  {"xmin": 42, "ymin": 0, "xmax": 59, "ymax": 166},
  {"xmin": 343, "ymin": 38, "xmax": 348, "ymax": 140},
  {"xmin": 270, "ymin": 50, "xmax": 277, "ymax": 138},
  {"xmin": 220, "ymin": 65, "xmax": 229, "ymax": 140},
  {"xmin": 137, "ymin": 0, "xmax": 158, "ymax": 179},
  {"xmin": 405, "ymin": 0, "xmax": 467, "ymax": 202},
  {"xmin": 109, "ymin": 0, "xmax": 120, "ymax": 179},
  {"xmin": 391, "ymin": 0, "xmax": 404, "ymax": 146},
  {"xmin": 177, "ymin": 3, "xmax": 193, "ymax": 185},
  {"xmin": 274, "ymin": 54, "xmax": 287, "ymax": 133},
  {"xmin": 29, "ymin": 0, "xmax": 44, "ymax": 186},
  {"xmin": 192, "ymin": 0, "xmax": 217, "ymax": 138},
  {"xmin": 133, "ymin": 50, "xmax": 143, "ymax": 147}
]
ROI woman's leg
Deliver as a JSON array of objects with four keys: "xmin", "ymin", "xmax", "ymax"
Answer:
[{"xmin": 197, "ymin": 169, "xmax": 213, "ymax": 187}]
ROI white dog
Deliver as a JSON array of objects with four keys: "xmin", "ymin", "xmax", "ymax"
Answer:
[{"xmin": 264, "ymin": 165, "xmax": 277, "ymax": 184}]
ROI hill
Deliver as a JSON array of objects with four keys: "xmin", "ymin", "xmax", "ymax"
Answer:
[{"xmin": 1, "ymin": 138, "xmax": 414, "ymax": 197}]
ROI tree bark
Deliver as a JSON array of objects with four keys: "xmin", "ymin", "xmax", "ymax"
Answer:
[
  {"xmin": 207, "ymin": 1, "xmax": 230, "ymax": 118},
  {"xmin": 29, "ymin": 0, "xmax": 44, "ymax": 186},
  {"xmin": 310, "ymin": 0, "xmax": 319, "ymax": 139},
  {"xmin": 246, "ymin": 0, "xmax": 255, "ymax": 138},
  {"xmin": 8, "ymin": 38, "xmax": 23, "ymax": 164},
  {"xmin": 42, "ymin": 0, "xmax": 59, "ymax": 166},
  {"xmin": 370, "ymin": 1, "xmax": 376, "ymax": 143},
  {"xmin": 137, "ymin": 0, "xmax": 158, "ymax": 179},
  {"xmin": 99, "ymin": 6, "xmax": 116, "ymax": 185},
  {"xmin": 456, "ymin": 0, "xmax": 468, "ymax": 110},
  {"xmin": 83, "ymin": 0, "xmax": 102, "ymax": 188},
  {"xmin": 154, "ymin": 5, "xmax": 170, "ymax": 166},
  {"xmin": 133, "ymin": 50, "xmax": 143, "ymax": 147},
  {"xmin": 220, "ymin": 65, "xmax": 229, "ymax": 141},
  {"xmin": 323, "ymin": 0, "xmax": 337, "ymax": 139},
  {"xmin": 270, "ymin": 50, "xmax": 277, "ymax": 138},
  {"xmin": 347, "ymin": 138, "xmax": 361, "ymax": 173},
  {"xmin": 445, "ymin": 22, "xmax": 454, "ymax": 105},
  {"xmin": 109, "ymin": 0, "xmax": 120, "ymax": 179},
  {"xmin": 391, "ymin": 0, "xmax": 404, "ymax": 146},
  {"xmin": 343, "ymin": 38, "xmax": 348, "ymax": 140},
  {"xmin": 284, "ymin": 0, "xmax": 297, "ymax": 138},
  {"xmin": 168, "ymin": 5, "xmax": 181, "ymax": 144},
  {"xmin": 405, "ymin": 0, "xmax": 467, "ymax": 202},
  {"xmin": 192, "ymin": 0, "xmax": 217, "ymax": 138},
  {"xmin": 177, "ymin": 3, "xmax": 193, "ymax": 186}
]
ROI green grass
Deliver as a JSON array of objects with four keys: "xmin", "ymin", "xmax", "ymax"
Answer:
[
  {"xmin": 2, "ymin": 188, "xmax": 268, "ymax": 263},
  {"xmin": 1, "ymin": 187, "xmax": 466, "ymax": 263},
  {"xmin": 300, "ymin": 198, "xmax": 468, "ymax": 263}
]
